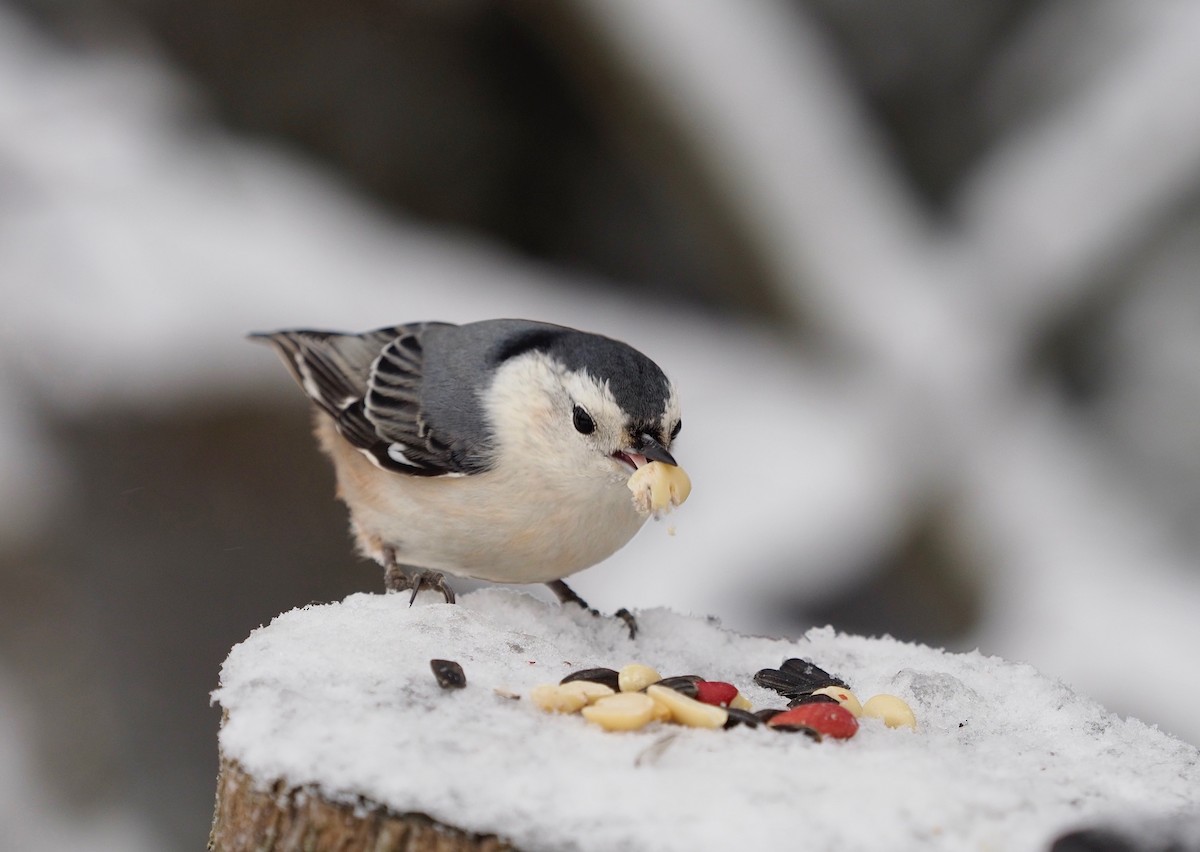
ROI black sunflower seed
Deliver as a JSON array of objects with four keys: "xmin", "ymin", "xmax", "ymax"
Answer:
[
  {"xmin": 754, "ymin": 658, "xmax": 850, "ymax": 698},
  {"xmin": 771, "ymin": 723, "xmax": 823, "ymax": 742},
  {"xmin": 780, "ymin": 658, "xmax": 829, "ymax": 678},
  {"xmin": 753, "ymin": 669, "xmax": 806, "ymax": 696},
  {"xmin": 780, "ymin": 658, "xmax": 850, "ymax": 690},
  {"xmin": 788, "ymin": 693, "xmax": 840, "ymax": 708},
  {"xmin": 654, "ymin": 676, "xmax": 701, "ymax": 698},
  {"xmin": 660, "ymin": 674, "xmax": 703, "ymax": 684},
  {"xmin": 723, "ymin": 707, "xmax": 763, "ymax": 729},
  {"xmin": 560, "ymin": 667, "xmax": 620, "ymax": 692},
  {"xmin": 430, "ymin": 659, "xmax": 466, "ymax": 689},
  {"xmin": 754, "ymin": 708, "xmax": 786, "ymax": 723}
]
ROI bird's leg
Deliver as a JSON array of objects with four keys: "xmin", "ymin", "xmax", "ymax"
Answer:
[
  {"xmin": 546, "ymin": 578, "xmax": 591, "ymax": 610},
  {"xmin": 407, "ymin": 571, "xmax": 456, "ymax": 606},
  {"xmin": 546, "ymin": 580, "xmax": 637, "ymax": 639},
  {"xmin": 381, "ymin": 546, "xmax": 412, "ymax": 593}
]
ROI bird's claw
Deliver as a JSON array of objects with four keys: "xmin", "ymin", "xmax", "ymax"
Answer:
[
  {"xmin": 407, "ymin": 570, "xmax": 456, "ymax": 605},
  {"xmin": 382, "ymin": 548, "xmax": 455, "ymax": 604},
  {"xmin": 612, "ymin": 607, "xmax": 638, "ymax": 639},
  {"xmin": 545, "ymin": 580, "xmax": 638, "ymax": 639}
]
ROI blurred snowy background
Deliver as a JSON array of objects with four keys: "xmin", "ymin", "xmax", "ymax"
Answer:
[{"xmin": 3, "ymin": 0, "xmax": 1200, "ymax": 848}]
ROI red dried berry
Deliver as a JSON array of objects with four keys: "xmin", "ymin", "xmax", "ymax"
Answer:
[
  {"xmin": 767, "ymin": 702, "xmax": 859, "ymax": 739},
  {"xmin": 694, "ymin": 681, "xmax": 739, "ymax": 707}
]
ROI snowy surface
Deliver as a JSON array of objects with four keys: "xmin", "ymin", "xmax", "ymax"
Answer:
[{"xmin": 214, "ymin": 591, "xmax": 1200, "ymax": 851}]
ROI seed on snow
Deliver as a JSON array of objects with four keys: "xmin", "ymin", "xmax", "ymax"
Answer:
[
  {"xmin": 811, "ymin": 686, "xmax": 863, "ymax": 717},
  {"xmin": 655, "ymin": 675, "xmax": 702, "ymax": 698},
  {"xmin": 862, "ymin": 694, "xmax": 917, "ymax": 730},
  {"xmin": 560, "ymin": 667, "xmax": 621, "ymax": 692},
  {"xmin": 723, "ymin": 707, "xmax": 763, "ymax": 729},
  {"xmin": 559, "ymin": 680, "xmax": 615, "ymax": 704},
  {"xmin": 771, "ymin": 723, "xmax": 823, "ymax": 741},
  {"xmin": 729, "ymin": 692, "xmax": 753, "ymax": 711},
  {"xmin": 694, "ymin": 681, "xmax": 739, "ymax": 707},
  {"xmin": 646, "ymin": 684, "xmax": 728, "ymax": 729},
  {"xmin": 788, "ymin": 693, "xmax": 840, "ymax": 709},
  {"xmin": 755, "ymin": 658, "xmax": 850, "ymax": 699},
  {"xmin": 430, "ymin": 659, "xmax": 466, "ymax": 689},
  {"xmin": 618, "ymin": 663, "xmax": 662, "ymax": 693},
  {"xmin": 581, "ymin": 692, "xmax": 657, "ymax": 731},
  {"xmin": 531, "ymin": 684, "xmax": 589, "ymax": 714},
  {"xmin": 768, "ymin": 702, "xmax": 859, "ymax": 739}
]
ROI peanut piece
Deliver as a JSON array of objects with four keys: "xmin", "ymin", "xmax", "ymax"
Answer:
[
  {"xmin": 862, "ymin": 693, "xmax": 917, "ymax": 730},
  {"xmin": 581, "ymin": 692, "xmax": 657, "ymax": 731},
  {"xmin": 530, "ymin": 684, "xmax": 588, "ymax": 714},
  {"xmin": 559, "ymin": 681, "xmax": 615, "ymax": 704},
  {"xmin": 812, "ymin": 686, "xmax": 863, "ymax": 717},
  {"xmin": 618, "ymin": 663, "xmax": 662, "ymax": 693},
  {"xmin": 628, "ymin": 461, "xmax": 692, "ymax": 516},
  {"xmin": 646, "ymin": 684, "xmax": 729, "ymax": 729}
]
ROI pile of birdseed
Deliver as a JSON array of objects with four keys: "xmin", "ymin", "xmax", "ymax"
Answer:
[
  {"xmin": 212, "ymin": 589, "xmax": 1200, "ymax": 851},
  {"xmin": 527, "ymin": 659, "xmax": 914, "ymax": 737}
]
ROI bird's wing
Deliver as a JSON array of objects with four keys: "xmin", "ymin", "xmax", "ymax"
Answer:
[
  {"xmin": 361, "ymin": 325, "xmax": 478, "ymax": 474},
  {"xmin": 251, "ymin": 323, "xmax": 472, "ymax": 476}
]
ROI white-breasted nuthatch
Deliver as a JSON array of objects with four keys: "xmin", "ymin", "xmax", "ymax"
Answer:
[{"xmin": 252, "ymin": 319, "xmax": 683, "ymax": 627}]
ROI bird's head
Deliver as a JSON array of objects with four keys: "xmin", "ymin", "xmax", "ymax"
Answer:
[{"xmin": 482, "ymin": 330, "xmax": 681, "ymax": 485}]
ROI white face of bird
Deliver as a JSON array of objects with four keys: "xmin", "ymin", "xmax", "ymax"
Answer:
[{"xmin": 482, "ymin": 351, "xmax": 680, "ymax": 484}]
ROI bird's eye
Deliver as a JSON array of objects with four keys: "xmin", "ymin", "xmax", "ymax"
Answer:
[
  {"xmin": 572, "ymin": 405, "xmax": 596, "ymax": 435},
  {"xmin": 670, "ymin": 420, "xmax": 682, "ymax": 440}
]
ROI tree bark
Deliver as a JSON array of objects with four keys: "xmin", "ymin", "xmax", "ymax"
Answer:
[{"xmin": 209, "ymin": 756, "xmax": 516, "ymax": 852}]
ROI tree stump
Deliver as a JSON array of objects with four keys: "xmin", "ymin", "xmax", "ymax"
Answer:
[
  {"xmin": 209, "ymin": 757, "xmax": 513, "ymax": 851},
  {"xmin": 209, "ymin": 590, "xmax": 1200, "ymax": 851}
]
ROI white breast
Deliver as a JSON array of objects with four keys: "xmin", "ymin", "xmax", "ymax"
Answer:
[{"xmin": 317, "ymin": 416, "xmax": 648, "ymax": 583}]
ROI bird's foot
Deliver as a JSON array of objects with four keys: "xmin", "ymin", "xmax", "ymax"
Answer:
[
  {"xmin": 384, "ymin": 561, "xmax": 413, "ymax": 593},
  {"xmin": 546, "ymin": 580, "xmax": 638, "ymax": 639},
  {"xmin": 407, "ymin": 570, "xmax": 456, "ymax": 605},
  {"xmin": 382, "ymin": 548, "xmax": 455, "ymax": 604},
  {"xmin": 612, "ymin": 607, "xmax": 638, "ymax": 640}
]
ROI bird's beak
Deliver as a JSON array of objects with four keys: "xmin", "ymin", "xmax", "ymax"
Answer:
[{"xmin": 634, "ymin": 433, "xmax": 677, "ymax": 467}]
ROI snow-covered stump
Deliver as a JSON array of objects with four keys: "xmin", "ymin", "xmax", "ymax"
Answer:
[{"xmin": 210, "ymin": 591, "xmax": 1200, "ymax": 851}]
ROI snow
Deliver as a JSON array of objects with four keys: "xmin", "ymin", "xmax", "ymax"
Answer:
[{"xmin": 214, "ymin": 591, "xmax": 1200, "ymax": 851}]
